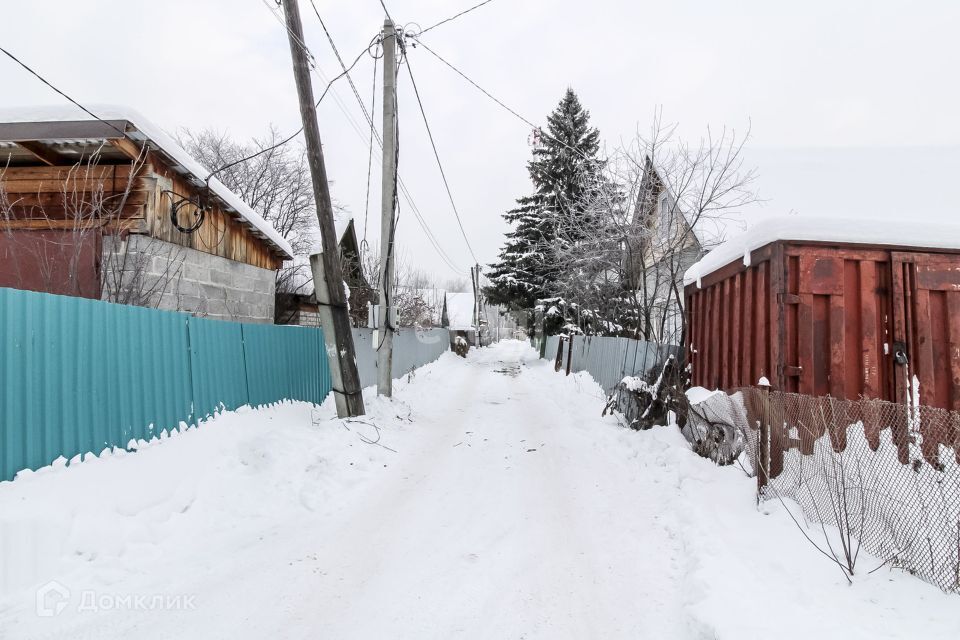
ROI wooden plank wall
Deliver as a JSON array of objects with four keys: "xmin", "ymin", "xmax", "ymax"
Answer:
[
  {"xmin": 0, "ymin": 164, "xmax": 149, "ymax": 233},
  {"xmin": 146, "ymin": 161, "xmax": 282, "ymax": 270},
  {"xmin": 1, "ymin": 158, "xmax": 284, "ymax": 271}
]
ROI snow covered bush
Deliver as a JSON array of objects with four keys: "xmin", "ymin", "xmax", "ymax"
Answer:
[{"xmin": 453, "ymin": 335, "xmax": 469, "ymax": 358}]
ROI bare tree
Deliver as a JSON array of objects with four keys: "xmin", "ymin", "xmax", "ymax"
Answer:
[
  {"xmin": 361, "ymin": 245, "xmax": 446, "ymax": 328},
  {"xmin": 177, "ymin": 127, "xmax": 317, "ymax": 255},
  {"xmin": 545, "ymin": 111, "xmax": 758, "ymax": 348}
]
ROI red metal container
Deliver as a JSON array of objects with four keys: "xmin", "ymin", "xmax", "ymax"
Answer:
[{"xmin": 685, "ymin": 237, "xmax": 960, "ymax": 410}]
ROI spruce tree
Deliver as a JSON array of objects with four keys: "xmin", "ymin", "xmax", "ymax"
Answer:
[{"xmin": 485, "ymin": 88, "xmax": 602, "ymax": 314}]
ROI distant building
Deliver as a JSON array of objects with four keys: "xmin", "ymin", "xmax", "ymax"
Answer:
[
  {"xmin": 276, "ymin": 216, "xmax": 372, "ymax": 328},
  {"xmin": 0, "ymin": 106, "xmax": 292, "ymax": 323},
  {"xmin": 625, "ymin": 156, "xmax": 713, "ymax": 343}
]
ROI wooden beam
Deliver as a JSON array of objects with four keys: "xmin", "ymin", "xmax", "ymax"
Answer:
[
  {"xmin": 15, "ymin": 141, "xmax": 69, "ymax": 166},
  {"xmin": 108, "ymin": 137, "xmax": 146, "ymax": 161}
]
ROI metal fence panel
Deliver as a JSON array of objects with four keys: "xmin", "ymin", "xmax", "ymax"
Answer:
[
  {"xmin": 542, "ymin": 334, "xmax": 673, "ymax": 394},
  {"xmin": 188, "ymin": 316, "xmax": 248, "ymax": 419},
  {"xmin": 351, "ymin": 327, "xmax": 449, "ymax": 389},
  {"xmin": 0, "ymin": 287, "xmax": 192, "ymax": 482},
  {"xmin": 0, "ymin": 287, "xmax": 338, "ymax": 481},
  {"xmin": 392, "ymin": 328, "xmax": 450, "ymax": 379},
  {"xmin": 241, "ymin": 323, "xmax": 331, "ymax": 407},
  {"xmin": 351, "ymin": 328, "xmax": 378, "ymax": 388}
]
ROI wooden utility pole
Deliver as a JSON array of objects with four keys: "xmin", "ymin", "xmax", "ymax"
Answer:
[
  {"xmin": 281, "ymin": 0, "xmax": 365, "ymax": 417},
  {"xmin": 377, "ymin": 18, "xmax": 398, "ymax": 397}
]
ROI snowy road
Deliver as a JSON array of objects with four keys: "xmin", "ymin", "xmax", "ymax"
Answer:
[{"xmin": 1, "ymin": 340, "xmax": 958, "ymax": 639}]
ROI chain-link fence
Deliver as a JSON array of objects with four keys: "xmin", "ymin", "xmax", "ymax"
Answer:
[{"xmin": 695, "ymin": 388, "xmax": 960, "ymax": 593}]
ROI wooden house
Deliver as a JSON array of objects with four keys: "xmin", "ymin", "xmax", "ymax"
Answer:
[{"xmin": 0, "ymin": 106, "xmax": 292, "ymax": 323}]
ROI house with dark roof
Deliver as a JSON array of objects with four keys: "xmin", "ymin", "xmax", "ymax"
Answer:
[
  {"xmin": 0, "ymin": 106, "xmax": 292, "ymax": 323},
  {"xmin": 276, "ymin": 216, "xmax": 373, "ymax": 327}
]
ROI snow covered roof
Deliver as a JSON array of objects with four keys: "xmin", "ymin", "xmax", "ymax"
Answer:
[
  {"xmin": 684, "ymin": 215, "xmax": 960, "ymax": 287},
  {"xmin": 0, "ymin": 105, "xmax": 293, "ymax": 259},
  {"xmin": 445, "ymin": 292, "xmax": 475, "ymax": 330}
]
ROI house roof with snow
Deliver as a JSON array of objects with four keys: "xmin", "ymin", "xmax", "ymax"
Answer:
[
  {"xmin": 445, "ymin": 292, "xmax": 476, "ymax": 330},
  {"xmin": 683, "ymin": 215, "xmax": 960, "ymax": 286},
  {"xmin": 0, "ymin": 105, "xmax": 292, "ymax": 259}
]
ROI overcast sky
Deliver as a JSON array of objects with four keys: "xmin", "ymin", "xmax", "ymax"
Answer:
[{"xmin": 4, "ymin": 0, "xmax": 959, "ymax": 280}]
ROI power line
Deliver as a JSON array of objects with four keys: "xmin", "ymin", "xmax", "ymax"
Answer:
[
  {"xmin": 419, "ymin": 0, "xmax": 496, "ymax": 36},
  {"xmin": 205, "ymin": 43, "xmax": 368, "ymax": 183},
  {"xmin": 361, "ymin": 51, "xmax": 378, "ymax": 248},
  {"xmin": 404, "ymin": 55, "xmax": 479, "ymax": 263},
  {"xmin": 410, "ymin": 36, "xmax": 594, "ymax": 163},
  {"xmin": 0, "ymin": 45, "xmax": 129, "ymax": 138},
  {"xmin": 300, "ymin": 3, "xmax": 467, "ymax": 275}
]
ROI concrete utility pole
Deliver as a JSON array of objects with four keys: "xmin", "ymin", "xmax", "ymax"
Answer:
[
  {"xmin": 471, "ymin": 264, "xmax": 481, "ymax": 346},
  {"xmin": 377, "ymin": 19, "xmax": 398, "ymax": 397},
  {"xmin": 281, "ymin": 0, "xmax": 365, "ymax": 417}
]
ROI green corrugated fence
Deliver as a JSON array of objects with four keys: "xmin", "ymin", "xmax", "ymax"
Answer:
[{"xmin": 0, "ymin": 287, "xmax": 332, "ymax": 482}]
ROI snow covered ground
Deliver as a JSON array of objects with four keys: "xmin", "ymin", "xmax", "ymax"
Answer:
[{"xmin": 1, "ymin": 340, "xmax": 957, "ymax": 639}]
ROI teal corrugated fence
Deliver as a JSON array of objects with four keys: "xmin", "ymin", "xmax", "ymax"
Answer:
[
  {"xmin": 241, "ymin": 322, "xmax": 331, "ymax": 407},
  {"xmin": 0, "ymin": 287, "xmax": 332, "ymax": 481},
  {"xmin": 188, "ymin": 316, "xmax": 249, "ymax": 419}
]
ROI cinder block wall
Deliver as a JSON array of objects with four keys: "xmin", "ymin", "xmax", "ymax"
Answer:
[{"xmin": 101, "ymin": 235, "xmax": 277, "ymax": 323}]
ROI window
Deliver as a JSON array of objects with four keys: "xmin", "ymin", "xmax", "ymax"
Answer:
[{"xmin": 657, "ymin": 194, "xmax": 671, "ymax": 241}]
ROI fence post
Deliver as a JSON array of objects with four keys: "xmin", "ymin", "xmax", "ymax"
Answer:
[
  {"xmin": 757, "ymin": 381, "xmax": 771, "ymax": 497},
  {"xmin": 554, "ymin": 336, "xmax": 565, "ymax": 372},
  {"xmin": 565, "ymin": 335, "xmax": 574, "ymax": 376}
]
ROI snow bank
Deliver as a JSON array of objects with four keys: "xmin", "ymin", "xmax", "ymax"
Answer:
[
  {"xmin": 684, "ymin": 215, "xmax": 960, "ymax": 286},
  {"xmin": 1, "ymin": 341, "xmax": 957, "ymax": 639}
]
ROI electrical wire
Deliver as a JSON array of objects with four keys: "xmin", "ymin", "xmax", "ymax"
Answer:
[
  {"xmin": 300, "ymin": 3, "xmax": 467, "ymax": 275},
  {"xmin": 409, "ymin": 36, "xmax": 595, "ymax": 163},
  {"xmin": 404, "ymin": 54, "xmax": 479, "ymax": 263},
  {"xmin": 418, "ymin": 0, "xmax": 496, "ymax": 36},
  {"xmin": 205, "ymin": 39, "xmax": 371, "ymax": 184},
  {"xmin": 0, "ymin": 45, "xmax": 129, "ymax": 138},
  {"xmin": 361, "ymin": 51, "xmax": 378, "ymax": 249}
]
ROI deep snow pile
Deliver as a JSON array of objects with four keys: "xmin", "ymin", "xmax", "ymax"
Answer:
[{"xmin": 0, "ymin": 341, "xmax": 957, "ymax": 639}]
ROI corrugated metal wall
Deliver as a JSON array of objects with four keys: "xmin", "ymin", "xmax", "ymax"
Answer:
[
  {"xmin": 0, "ymin": 287, "xmax": 332, "ymax": 481},
  {"xmin": 189, "ymin": 316, "xmax": 249, "ymax": 417},
  {"xmin": 242, "ymin": 323, "xmax": 330, "ymax": 407},
  {"xmin": 543, "ymin": 334, "xmax": 672, "ymax": 393},
  {"xmin": 351, "ymin": 327, "xmax": 450, "ymax": 388},
  {"xmin": 686, "ymin": 254, "xmax": 777, "ymax": 391},
  {"xmin": 686, "ymin": 241, "xmax": 960, "ymax": 410}
]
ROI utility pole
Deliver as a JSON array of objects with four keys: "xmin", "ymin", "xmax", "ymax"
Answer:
[
  {"xmin": 377, "ymin": 18, "xmax": 398, "ymax": 397},
  {"xmin": 471, "ymin": 264, "xmax": 480, "ymax": 346},
  {"xmin": 281, "ymin": 0, "xmax": 365, "ymax": 417}
]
